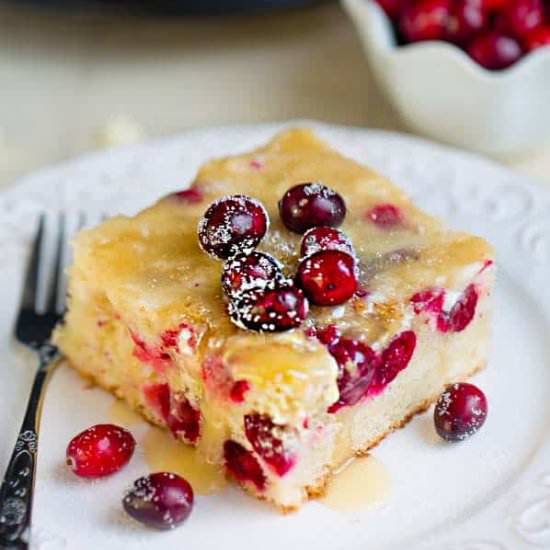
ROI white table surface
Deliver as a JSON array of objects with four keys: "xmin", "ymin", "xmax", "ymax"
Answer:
[{"xmin": 1, "ymin": 1, "xmax": 550, "ymax": 191}]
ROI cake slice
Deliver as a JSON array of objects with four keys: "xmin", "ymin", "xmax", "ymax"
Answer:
[{"xmin": 55, "ymin": 129, "xmax": 495, "ymax": 511}]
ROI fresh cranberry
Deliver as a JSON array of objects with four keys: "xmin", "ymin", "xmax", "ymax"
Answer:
[
  {"xmin": 123, "ymin": 472, "xmax": 194, "ymax": 530},
  {"xmin": 480, "ymin": 0, "xmax": 510, "ymax": 12},
  {"xmin": 446, "ymin": 0, "xmax": 487, "ymax": 45},
  {"xmin": 173, "ymin": 186, "xmax": 203, "ymax": 204},
  {"xmin": 375, "ymin": 0, "xmax": 406, "ymax": 20},
  {"xmin": 325, "ymin": 337, "xmax": 378, "ymax": 413},
  {"xmin": 143, "ymin": 384, "xmax": 201, "ymax": 443},
  {"xmin": 228, "ymin": 282, "xmax": 309, "ymax": 332},
  {"xmin": 500, "ymin": 0, "xmax": 544, "ymax": 38},
  {"xmin": 525, "ymin": 25, "xmax": 550, "ymax": 50},
  {"xmin": 373, "ymin": 331, "xmax": 417, "ymax": 387},
  {"xmin": 468, "ymin": 31, "xmax": 523, "ymax": 69},
  {"xmin": 300, "ymin": 226, "xmax": 354, "ymax": 259},
  {"xmin": 278, "ymin": 183, "xmax": 346, "ymax": 234},
  {"xmin": 66, "ymin": 424, "xmax": 135, "ymax": 478},
  {"xmin": 244, "ymin": 414, "xmax": 296, "ymax": 476},
  {"xmin": 434, "ymin": 383, "xmax": 488, "ymax": 441},
  {"xmin": 223, "ymin": 440, "xmax": 267, "ymax": 490},
  {"xmin": 221, "ymin": 252, "xmax": 282, "ymax": 297},
  {"xmin": 441, "ymin": 284, "xmax": 479, "ymax": 332},
  {"xmin": 399, "ymin": 0, "xmax": 451, "ymax": 42},
  {"xmin": 297, "ymin": 250, "xmax": 357, "ymax": 306},
  {"xmin": 229, "ymin": 380, "xmax": 251, "ymax": 403},
  {"xmin": 198, "ymin": 195, "xmax": 269, "ymax": 259},
  {"xmin": 366, "ymin": 203, "xmax": 404, "ymax": 229}
]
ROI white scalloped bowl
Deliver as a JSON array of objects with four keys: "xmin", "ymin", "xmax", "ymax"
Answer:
[{"xmin": 342, "ymin": 0, "xmax": 550, "ymax": 156}]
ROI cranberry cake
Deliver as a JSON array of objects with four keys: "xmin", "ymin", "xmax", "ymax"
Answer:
[{"xmin": 55, "ymin": 129, "xmax": 495, "ymax": 511}]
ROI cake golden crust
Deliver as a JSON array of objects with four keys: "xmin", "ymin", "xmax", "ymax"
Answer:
[{"xmin": 55, "ymin": 128, "xmax": 495, "ymax": 510}]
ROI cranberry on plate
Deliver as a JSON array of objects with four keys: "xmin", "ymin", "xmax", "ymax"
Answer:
[
  {"xmin": 198, "ymin": 195, "xmax": 269, "ymax": 259},
  {"xmin": 434, "ymin": 382, "xmax": 488, "ymax": 441},
  {"xmin": 278, "ymin": 182, "xmax": 346, "ymax": 234},
  {"xmin": 123, "ymin": 472, "xmax": 194, "ymax": 530},
  {"xmin": 467, "ymin": 31, "xmax": 523, "ymax": 69},
  {"xmin": 66, "ymin": 424, "xmax": 135, "ymax": 478}
]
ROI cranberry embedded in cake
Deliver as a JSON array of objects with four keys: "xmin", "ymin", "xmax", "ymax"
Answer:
[{"xmin": 55, "ymin": 128, "xmax": 495, "ymax": 511}]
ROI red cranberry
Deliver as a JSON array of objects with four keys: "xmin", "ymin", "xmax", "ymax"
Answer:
[
  {"xmin": 228, "ymin": 282, "xmax": 309, "ymax": 332},
  {"xmin": 143, "ymin": 384, "xmax": 200, "ymax": 443},
  {"xmin": 315, "ymin": 324, "xmax": 342, "ymax": 347},
  {"xmin": 373, "ymin": 331, "xmax": 417, "ymax": 387},
  {"xmin": 468, "ymin": 32, "xmax": 523, "ymax": 70},
  {"xmin": 221, "ymin": 252, "xmax": 282, "ymax": 297},
  {"xmin": 324, "ymin": 336, "xmax": 378, "ymax": 413},
  {"xmin": 501, "ymin": 0, "xmax": 544, "ymax": 38},
  {"xmin": 223, "ymin": 440, "xmax": 266, "ymax": 490},
  {"xmin": 480, "ymin": 0, "xmax": 510, "ymax": 12},
  {"xmin": 244, "ymin": 414, "xmax": 296, "ymax": 476},
  {"xmin": 229, "ymin": 380, "xmax": 251, "ymax": 403},
  {"xmin": 434, "ymin": 383, "xmax": 488, "ymax": 441},
  {"xmin": 297, "ymin": 250, "xmax": 357, "ymax": 306},
  {"xmin": 375, "ymin": 0, "xmax": 406, "ymax": 20},
  {"xmin": 366, "ymin": 203, "xmax": 404, "ymax": 229},
  {"xmin": 446, "ymin": 0, "xmax": 487, "ymax": 45},
  {"xmin": 66, "ymin": 424, "xmax": 135, "ymax": 478},
  {"xmin": 442, "ymin": 284, "xmax": 479, "ymax": 333},
  {"xmin": 278, "ymin": 183, "xmax": 346, "ymax": 234},
  {"xmin": 198, "ymin": 195, "xmax": 269, "ymax": 259},
  {"xmin": 411, "ymin": 288, "xmax": 445, "ymax": 315},
  {"xmin": 400, "ymin": 0, "xmax": 451, "ymax": 42},
  {"xmin": 300, "ymin": 226, "xmax": 354, "ymax": 259},
  {"xmin": 173, "ymin": 186, "xmax": 203, "ymax": 204},
  {"xmin": 525, "ymin": 25, "xmax": 550, "ymax": 50},
  {"xmin": 123, "ymin": 472, "xmax": 194, "ymax": 530}
]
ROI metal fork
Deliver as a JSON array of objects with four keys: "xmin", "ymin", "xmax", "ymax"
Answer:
[{"xmin": 0, "ymin": 213, "xmax": 77, "ymax": 549}]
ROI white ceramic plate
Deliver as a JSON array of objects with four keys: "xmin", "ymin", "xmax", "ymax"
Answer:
[{"xmin": 1, "ymin": 122, "xmax": 549, "ymax": 550}]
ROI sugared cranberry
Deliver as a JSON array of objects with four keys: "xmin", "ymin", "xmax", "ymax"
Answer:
[
  {"xmin": 500, "ymin": 0, "xmax": 544, "ymax": 38},
  {"xmin": 278, "ymin": 183, "xmax": 346, "ymax": 234},
  {"xmin": 229, "ymin": 380, "xmax": 251, "ymax": 403},
  {"xmin": 123, "ymin": 472, "xmax": 194, "ymax": 530},
  {"xmin": 434, "ymin": 383, "xmax": 488, "ymax": 441},
  {"xmin": 446, "ymin": 0, "xmax": 487, "ymax": 45},
  {"xmin": 399, "ymin": 0, "xmax": 451, "ymax": 42},
  {"xmin": 297, "ymin": 250, "xmax": 357, "ymax": 306},
  {"xmin": 244, "ymin": 414, "xmax": 296, "ymax": 476},
  {"xmin": 366, "ymin": 203, "xmax": 404, "ymax": 229},
  {"xmin": 66, "ymin": 424, "xmax": 135, "ymax": 478},
  {"xmin": 525, "ymin": 25, "xmax": 550, "ymax": 50},
  {"xmin": 198, "ymin": 195, "xmax": 269, "ymax": 259},
  {"xmin": 372, "ymin": 331, "xmax": 417, "ymax": 387},
  {"xmin": 315, "ymin": 324, "xmax": 342, "ymax": 347},
  {"xmin": 228, "ymin": 282, "xmax": 309, "ymax": 332},
  {"xmin": 221, "ymin": 252, "xmax": 282, "ymax": 297},
  {"xmin": 441, "ymin": 284, "xmax": 479, "ymax": 332},
  {"xmin": 143, "ymin": 384, "xmax": 200, "ymax": 443},
  {"xmin": 173, "ymin": 186, "xmax": 203, "ymax": 204},
  {"xmin": 325, "ymin": 336, "xmax": 378, "ymax": 413},
  {"xmin": 223, "ymin": 440, "xmax": 266, "ymax": 490},
  {"xmin": 300, "ymin": 226, "xmax": 354, "ymax": 259},
  {"xmin": 468, "ymin": 32, "xmax": 523, "ymax": 70},
  {"xmin": 375, "ymin": 0, "xmax": 406, "ymax": 20}
]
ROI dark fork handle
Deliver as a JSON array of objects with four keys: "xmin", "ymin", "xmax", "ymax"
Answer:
[{"xmin": 0, "ymin": 344, "xmax": 59, "ymax": 550}]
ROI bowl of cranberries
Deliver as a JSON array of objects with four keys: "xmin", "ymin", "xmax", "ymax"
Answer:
[{"xmin": 342, "ymin": 0, "xmax": 550, "ymax": 155}]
